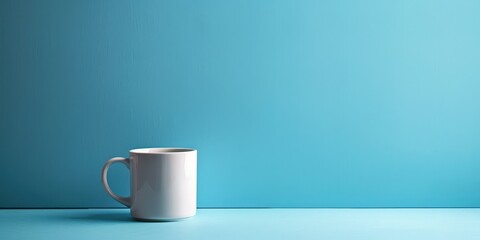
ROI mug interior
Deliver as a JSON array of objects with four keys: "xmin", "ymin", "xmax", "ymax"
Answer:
[{"xmin": 130, "ymin": 148, "xmax": 196, "ymax": 154}]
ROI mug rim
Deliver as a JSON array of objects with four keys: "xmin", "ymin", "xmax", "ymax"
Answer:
[{"xmin": 130, "ymin": 147, "xmax": 196, "ymax": 154}]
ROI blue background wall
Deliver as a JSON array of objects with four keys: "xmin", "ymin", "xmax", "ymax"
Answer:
[{"xmin": 1, "ymin": 0, "xmax": 480, "ymax": 208}]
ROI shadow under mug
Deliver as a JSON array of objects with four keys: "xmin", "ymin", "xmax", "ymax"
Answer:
[{"xmin": 101, "ymin": 148, "xmax": 197, "ymax": 221}]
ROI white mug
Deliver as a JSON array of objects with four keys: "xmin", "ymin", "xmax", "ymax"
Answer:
[{"xmin": 101, "ymin": 148, "xmax": 197, "ymax": 221}]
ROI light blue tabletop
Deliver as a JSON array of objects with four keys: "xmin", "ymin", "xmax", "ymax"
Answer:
[{"xmin": 1, "ymin": 209, "xmax": 480, "ymax": 240}]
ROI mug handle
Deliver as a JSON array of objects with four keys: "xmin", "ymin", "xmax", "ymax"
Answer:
[{"xmin": 101, "ymin": 157, "xmax": 131, "ymax": 207}]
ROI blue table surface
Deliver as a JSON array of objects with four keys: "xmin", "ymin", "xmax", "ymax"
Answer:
[{"xmin": 1, "ymin": 209, "xmax": 480, "ymax": 240}]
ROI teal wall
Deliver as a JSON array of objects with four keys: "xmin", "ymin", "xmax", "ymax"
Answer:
[{"xmin": 1, "ymin": 0, "xmax": 480, "ymax": 208}]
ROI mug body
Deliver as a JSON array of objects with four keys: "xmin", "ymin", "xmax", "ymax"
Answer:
[{"xmin": 129, "ymin": 148, "xmax": 197, "ymax": 221}]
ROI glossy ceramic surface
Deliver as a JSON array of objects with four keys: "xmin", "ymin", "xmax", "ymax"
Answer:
[{"xmin": 102, "ymin": 148, "xmax": 197, "ymax": 221}]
